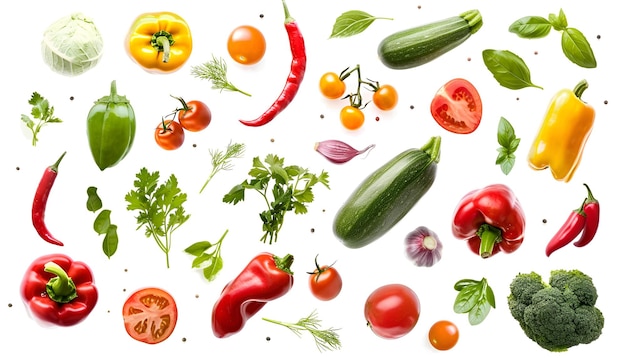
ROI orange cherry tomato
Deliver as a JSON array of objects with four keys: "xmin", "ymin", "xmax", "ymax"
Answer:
[
  {"xmin": 428, "ymin": 320, "xmax": 459, "ymax": 351},
  {"xmin": 227, "ymin": 25, "xmax": 266, "ymax": 65},
  {"xmin": 319, "ymin": 72, "xmax": 346, "ymax": 99},
  {"xmin": 340, "ymin": 106, "xmax": 365, "ymax": 130},
  {"xmin": 373, "ymin": 84, "xmax": 399, "ymax": 111},
  {"xmin": 155, "ymin": 119, "xmax": 185, "ymax": 150},
  {"xmin": 122, "ymin": 287, "xmax": 178, "ymax": 345}
]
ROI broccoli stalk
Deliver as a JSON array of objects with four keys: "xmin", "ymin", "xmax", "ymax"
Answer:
[{"xmin": 507, "ymin": 269, "xmax": 604, "ymax": 352}]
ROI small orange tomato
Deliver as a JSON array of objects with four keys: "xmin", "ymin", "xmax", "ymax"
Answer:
[
  {"xmin": 155, "ymin": 120, "xmax": 185, "ymax": 150},
  {"xmin": 373, "ymin": 84, "xmax": 399, "ymax": 111},
  {"xmin": 319, "ymin": 72, "xmax": 346, "ymax": 99},
  {"xmin": 428, "ymin": 320, "xmax": 459, "ymax": 351},
  {"xmin": 227, "ymin": 25, "xmax": 266, "ymax": 65},
  {"xmin": 340, "ymin": 106, "xmax": 365, "ymax": 130}
]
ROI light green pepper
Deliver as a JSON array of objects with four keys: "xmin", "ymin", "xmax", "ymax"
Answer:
[{"xmin": 87, "ymin": 80, "xmax": 136, "ymax": 170}]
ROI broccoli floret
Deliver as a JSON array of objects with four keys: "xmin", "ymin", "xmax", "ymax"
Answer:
[{"xmin": 507, "ymin": 269, "xmax": 604, "ymax": 352}]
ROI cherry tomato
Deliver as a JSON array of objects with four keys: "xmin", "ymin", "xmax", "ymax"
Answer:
[
  {"xmin": 372, "ymin": 84, "xmax": 398, "ymax": 111},
  {"xmin": 340, "ymin": 106, "xmax": 365, "ymax": 130},
  {"xmin": 430, "ymin": 78, "xmax": 482, "ymax": 134},
  {"xmin": 364, "ymin": 283, "xmax": 420, "ymax": 339},
  {"xmin": 227, "ymin": 25, "xmax": 266, "ymax": 65},
  {"xmin": 308, "ymin": 256, "xmax": 342, "ymax": 301},
  {"xmin": 319, "ymin": 72, "xmax": 346, "ymax": 99},
  {"xmin": 122, "ymin": 287, "xmax": 178, "ymax": 345},
  {"xmin": 155, "ymin": 119, "xmax": 185, "ymax": 150},
  {"xmin": 428, "ymin": 320, "xmax": 459, "ymax": 351},
  {"xmin": 177, "ymin": 99, "xmax": 212, "ymax": 132}
]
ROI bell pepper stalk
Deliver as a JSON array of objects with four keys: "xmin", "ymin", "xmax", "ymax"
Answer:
[
  {"xmin": 527, "ymin": 79, "xmax": 595, "ymax": 182},
  {"xmin": 452, "ymin": 184, "xmax": 526, "ymax": 258},
  {"xmin": 20, "ymin": 253, "xmax": 98, "ymax": 326},
  {"xmin": 125, "ymin": 12, "xmax": 193, "ymax": 73},
  {"xmin": 211, "ymin": 252, "xmax": 294, "ymax": 338}
]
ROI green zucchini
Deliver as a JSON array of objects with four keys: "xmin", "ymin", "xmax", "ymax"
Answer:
[
  {"xmin": 333, "ymin": 136, "xmax": 441, "ymax": 249},
  {"xmin": 378, "ymin": 10, "xmax": 483, "ymax": 70}
]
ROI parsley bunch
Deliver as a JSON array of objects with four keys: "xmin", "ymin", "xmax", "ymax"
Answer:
[
  {"xmin": 223, "ymin": 154, "xmax": 330, "ymax": 244},
  {"xmin": 21, "ymin": 92, "xmax": 62, "ymax": 146},
  {"xmin": 125, "ymin": 168, "xmax": 190, "ymax": 268}
]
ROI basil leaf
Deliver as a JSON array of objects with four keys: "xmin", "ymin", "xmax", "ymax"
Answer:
[
  {"xmin": 453, "ymin": 279, "xmax": 480, "ymax": 291},
  {"xmin": 509, "ymin": 16, "xmax": 552, "ymax": 38},
  {"xmin": 468, "ymin": 299, "xmax": 492, "ymax": 325},
  {"xmin": 496, "ymin": 117, "xmax": 520, "ymax": 175},
  {"xmin": 453, "ymin": 286, "xmax": 481, "ymax": 313},
  {"xmin": 94, "ymin": 209, "xmax": 111, "ymax": 235},
  {"xmin": 86, "ymin": 186, "xmax": 102, "ymax": 212},
  {"xmin": 329, "ymin": 10, "xmax": 392, "ymax": 38},
  {"xmin": 203, "ymin": 256, "xmax": 224, "ymax": 282},
  {"xmin": 103, "ymin": 224, "xmax": 118, "ymax": 259},
  {"xmin": 482, "ymin": 49, "xmax": 543, "ymax": 90},
  {"xmin": 562, "ymin": 27, "xmax": 597, "ymax": 68},
  {"xmin": 548, "ymin": 9, "xmax": 568, "ymax": 31},
  {"xmin": 184, "ymin": 241, "xmax": 213, "ymax": 256}
]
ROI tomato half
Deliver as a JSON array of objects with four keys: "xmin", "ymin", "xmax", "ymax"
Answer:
[
  {"xmin": 308, "ymin": 257, "xmax": 343, "ymax": 301},
  {"xmin": 122, "ymin": 287, "xmax": 178, "ymax": 344},
  {"xmin": 155, "ymin": 120, "xmax": 185, "ymax": 150},
  {"xmin": 319, "ymin": 72, "xmax": 346, "ymax": 99},
  {"xmin": 227, "ymin": 25, "xmax": 266, "ymax": 65},
  {"xmin": 364, "ymin": 283, "xmax": 420, "ymax": 339},
  {"xmin": 178, "ymin": 100, "xmax": 211, "ymax": 132},
  {"xmin": 428, "ymin": 320, "xmax": 459, "ymax": 351},
  {"xmin": 372, "ymin": 84, "xmax": 398, "ymax": 111},
  {"xmin": 430, "ymin": 78, "xmax": 482, "ymax": 134}
]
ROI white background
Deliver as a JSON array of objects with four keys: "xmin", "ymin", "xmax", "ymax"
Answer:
[{"xmin": 0, "ymin": 0, "xmax": 622, "ymax": 356}]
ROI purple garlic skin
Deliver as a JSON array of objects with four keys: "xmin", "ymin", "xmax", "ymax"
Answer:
[
  {"xmin": 405, "ymin": 226, "xmax": 442, "ymax": 267},
  {"xmin": 314, "ymin": 140, "xmax": 375, "ymax": 164}
]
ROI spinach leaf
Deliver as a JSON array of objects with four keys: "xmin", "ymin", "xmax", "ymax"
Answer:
[
  {"xmin": 453, "ymin": 278, "xmax": 496, "ymax": 325},
  {"xmin": 509, "ymin": 16, "xmax": 552, "ymax": 38},
  {"xmin": 93, "ymin": 209, "xmax": 111, "ymax": 235},
  {"xmin": 86, "ymin": 186, "xmax": 102, "ymax": 212},
  {"xmin": 329, "ymin": 10, "xmax": 392, "ymax": 38},
  {"xmin": 453, "ymin": 286, "xmax": 481, "ymax": 313},
  {"xmin": 562, "ymin": 28, "xmax": 597, "ymax": 68},
  {"xmin": 482, "ymin": 49, "xmax": 543, "ymax": 90},
  {"xmin": 103, "ymin": 225, "xmax": 119, "ymax": 259}
]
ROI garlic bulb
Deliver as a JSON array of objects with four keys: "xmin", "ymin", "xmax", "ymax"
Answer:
[
  {"xmin": 314, "ymin": 140, "xmax": 375, "ymax": 164},
  {"xmin": 405, "ymin": 226, "xmax": 442, "ymax": 267}
]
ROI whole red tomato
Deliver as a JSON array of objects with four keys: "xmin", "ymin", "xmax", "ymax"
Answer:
[
  {"xmin": 177, "ymin": 99, "xmax": 212, "ymax": 132},
  {"xmin": 308, "ymin": 256, "xmax": 342, "ymax": 301},
  {"xmin": 430, "ymin": 78, "xmax": 482, "ymax": 134},
  {"xmin": 155, "ymin": 119, "xmax": 185, "ymax": 150},
  {"xmin": 364, "ymin": 283, "xmax": 420, "ymax": 339},
  {"xmin": 122, "ymin": 287, "xmax": 178, "ymax": 344}
]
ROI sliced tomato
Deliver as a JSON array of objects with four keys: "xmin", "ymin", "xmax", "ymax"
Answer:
[
  {"xmin": 430, "ymin": 78, "xmax": 482, "ymax": 134},
  {"xmin": 122, "ymin": 287, "xmax": 178, "ymax": 344}
]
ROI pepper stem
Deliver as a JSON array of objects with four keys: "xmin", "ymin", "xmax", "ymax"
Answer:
[
  {"xmin": 273, "ymin": 253, "xmax": 294, "ymax": 275},
  {"xmin": 420, "ymin": 136, "xmax": 442, "ymax": 164},
  {"xmin": 281, "ymin": 0, "xmax": 295, "ymax": 23},
  {"xmin": 151, "ymin": 30, "xmax": 175, "ymax": 63},
  {"xmin": 476, "ymin": 224, "xmax": 502, "ymax": 258},
  {"xmin": 583, "ymin": 183, "xmax": 597, "ymax": 203},
  {"xmin": 573, "ymin": 79, "xmax": 589, "ymax": 100},
  {"xmin": 44, "ymin": 261, "xmax": 78, "ymax": 303},
  {"xmin": 49, "ymin": 151, "xmax": 67, "ymax": 173}
]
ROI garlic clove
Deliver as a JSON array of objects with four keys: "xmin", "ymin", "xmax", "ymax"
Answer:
[
  {"xmin": 314, "ymin": 139, "xmax": 375, "ymax": 164},
  {"xmin": 405, "ymin": 226, "xmax": 443, "ymax": 267}
]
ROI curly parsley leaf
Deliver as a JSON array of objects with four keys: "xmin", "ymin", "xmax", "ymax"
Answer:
[
  {"xmin": 329, "ymin": 10, "xmax": 393, "ymax": 38},
  {"xmin": 21, "ymin": 92, "xmax": 63, "ymax": 146},
  {"xmin": 496, "ymin": 117, "xmax": 520, "ymax": 175}
]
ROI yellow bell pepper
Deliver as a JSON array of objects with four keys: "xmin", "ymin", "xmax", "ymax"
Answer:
[
  {"xmin": 527, "ymin": 80, "xmax": 595, "ymax": 182},
  {"xmin": 126, "ymin": 12, "xmax": 192, "ymax": 73}
]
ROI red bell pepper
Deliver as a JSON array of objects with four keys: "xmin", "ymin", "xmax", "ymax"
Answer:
[
  {"xmin": 212, "ymin": 252, "xmax": 294, "ymax": 338},
  {"xmin": 452, "ymin": 184, "xmax": 525, "ymax": 258},
  {"xmin": 20, "ymin": 253, "xmax": 98, "ymax": 326}
]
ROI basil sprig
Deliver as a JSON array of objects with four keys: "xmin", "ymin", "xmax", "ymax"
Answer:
[
  {"xmin": 509, "ymin": 9, "xmax": 597, "ymax": 68},
  {"xmin": 496, "ymin": 117, "xmax": 520, "ymax": 175},
  {"xmin": 482, "ymin": 49, "xmax": 542, "ymax": 90},
  {"xmin": 453, "ymin": 278, "xmax": 496, "ymax": 325},
  {"xmin": 329, "ymin": 10, "xmax": 393, "ymax": 38}
]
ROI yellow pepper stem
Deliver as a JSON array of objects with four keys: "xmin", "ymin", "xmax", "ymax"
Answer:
[
  {"xmin": 151, "ymin": 30, "xmax": 175, "ymax": 63},
  {"xmin": 573, "ymin": 79, "xmax": 589, "ymax": 100}
]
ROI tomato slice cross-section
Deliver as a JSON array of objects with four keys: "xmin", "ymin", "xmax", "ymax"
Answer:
[
  {"xmin": 430, "ymin": 78, "xmax": 483, "ymax": 134},
  {"xmin": 122, "ymin": 287, "xmax": 178, "ymax": 344}
]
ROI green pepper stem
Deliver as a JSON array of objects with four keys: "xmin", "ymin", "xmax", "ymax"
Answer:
[
  {"xmin": 151, "ymin": 30, "xmax": 175, "ymax": 63},
  {"xmin": 49, "ymin": 151, "xmax": 67, "ymax": 173},
  {"xmin": 44, "ymin": 261, "xmax": 78, "ymax": 303},
  {"xmin": 476, "ymin": 224, "xmax": 502, "ymax": 258},
  {"xmin": 583, "ymin": 183, "xmax": 597, "ymax": 203},
  {"xmin": 420, "ymin": 136, "xmax": 442, "ymax": 164},
  {"xmin": 281, "ymin": 0, "xmax": 294, "ymax": 24},
  {"xmin": 274, "ymin": 253, "xmax": 294, "ymax": 275},
  {"xmin": 573, "ymin": 79, "xmax": 589, "ymax": 100}
]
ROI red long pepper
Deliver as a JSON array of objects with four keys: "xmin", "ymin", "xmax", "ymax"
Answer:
[
  {"xmin": 574, "ymin": 183, "xmax": 600, "ymax": 247},
  {"xmin": 239, "ymin": 0, "xmax": 305, "ymax": 127},
  {"xmin": 32, "ymin": 151, "xmax": 66, "ymax": 246},
  {"xmin": 545, "ymin": 199, "xmax": 586, "ymax": 257}
]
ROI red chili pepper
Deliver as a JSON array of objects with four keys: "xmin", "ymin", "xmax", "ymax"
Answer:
[
  {"xmin": 573, "ymin": 183, "xmax": 600, "ymax": 247},
  {"xmin": 239, "ymin": 0, "xmax": 305, "ymax": 127},
  {"xmin": 211, "ymin": 252, "xmax": 294, "ymax": 338},
  {"xmin": 20, "ymin": 253, "xmax": 98, "ymax": 326},
  {"xmin": 545, "ymin": 199, "xmax": 587, "ymax": 257},
  {"xmin": 452, "ymin": 184, "xmax": 526, "ymax": 258},
  {"xmin": 32, "ymin": 151, "xmax": 66, "ymax": 246}
]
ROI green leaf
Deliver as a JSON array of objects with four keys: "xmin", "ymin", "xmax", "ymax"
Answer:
[
  {"xmin": 103, "ymin": 224, "xmax": 119, "ymax": 259},
  {"xmin": 223, "ymin": 183, "xmax": 246, "ymax": 204},
  {"xmin": 203, "ymin": 256, "xmax": 224, "ymax": 282},
  {"xmin": 561, "ymin": 27, "xmax": 597, "ymax": 68},
  {"xmin": 453, "ymin": 279, "xmax": 480, "ymax": 291},
  {"xmin": 184, "ymin": 241, "xmax": 213, "ymax": 256},
  {"xmin": 468, "ymin": 300, "xmax": 491, "ymax": 325},
  {"xmin": 21, "ymin": 114, "xmax": 34, "ymax": 129},
  {"xmin": 509, "ymin": 16, "xmax": 552, "ymax": 38},
  {"xmin": 548, "ymin": 9, "xmax": 568, "ymax": 31},
  {"xmin": 94, "ymin": 209, "xmax": 112, "ymax": 235},
  {"xmin": 191, "ymin": 253, "xmax": 213, "ymax": 268},
  {"xmin": 486, "ymin": 284, "xmax": 496, "ymax": 308},
  {"xmin": 453, "ymin": 285, "xmax": 481, "ymax": 313},
  {"xmin": 496, "ymin": 117, "xmax": 520, "ymax": 175},
  {"xmin": 86, "ymin": 186, "xmax": 103, "ymax": 212},
  {"xmin": 482, "ymin": 49, "xmax": 543, "ymax": 90},
  {"xmin": 329, "ymin": 10, "xmax": 392, "ymax": 38}
]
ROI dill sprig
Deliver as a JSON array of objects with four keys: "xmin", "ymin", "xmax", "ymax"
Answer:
[
  {"xmin": 190, "ymin": 55, "xmax": 251, "ymax": 96},
  {"xmin": 200, "ymin": 141, "xmax": 246, "ymax": 193},
  {"xmin": 262, "ymin": 310, "xmax": 341, "ymax": 352}
]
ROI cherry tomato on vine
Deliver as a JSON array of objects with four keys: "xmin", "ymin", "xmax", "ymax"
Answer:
[
  {"xmin": 430, "ymin": 78, "xmax": 483, "ymax": 134},
  {"xmin": 364, "ymin": 283, "xmax": 420, "ymax": 339},
  {"xmin": 340, "ymin": 105, "xmax": 365, "ymax": 130},
  {"xmin": 176, "ymin": 98, "xmax": 212, "ymax": 132},
  {"xmin": 122, "ymin": 287, "xmax": 178, "ymax": 345},
  {"xmin": 319, "ymin": 72, "xmax": 346, "ymax": 99},
  {"xmin": 227, "ymin": 25, "xmax": 266, "ymax": 65},
  {"xmin": 308, "ymin": 256, "xmax": 342, "ymax": 301},
  {"xmin": 155, "ymin": 119, "xmax": 185, "ymax": 150},
  {"xmin": 373, "ymin": 84, "xmax": 398, "ymax": 111},
  {"xmin": 428, "ymin": 320, "xmax": 459, "ymax": 351}
]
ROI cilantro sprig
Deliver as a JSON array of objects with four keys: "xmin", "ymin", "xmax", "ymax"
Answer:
[
  {"xmin": 21, "ymin": 92, "xmax": 62, "ymax": 146},
  {"xmin": 496, "ymin": 117, "xmax": 520, "ymax": 175},
  {"xmin": 223, "ymin": 154, "xmax": 330, "ymax": 244},
  {"xmin": 125, "ymin": 168, "xmax": 190, "ymax": 268}
]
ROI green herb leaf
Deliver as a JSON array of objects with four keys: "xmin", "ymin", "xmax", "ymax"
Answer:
[
  {"xmin": 203, "ymin": 256, "xmax": 223, "ymax": 282},
  {"xmin": 453, "ymin": 278, "xmax": 481, "ymax": 291},
  {"xmin": 548, "ymin": 9, "xmax": 568, "ymax": 31},
  {"xmin": 482, "ymin": 49, "xmax": 543, "ymax": 90},
  {"xmin": 262, "ymin": 311, "xmax": 341, "ymax": 352},
  {"xmin": 190, "ymin": 55, "xmax": 251, "ymax": 96},
  {"xmin": 561, "ymin": 27, "xmax": 597, "ymax": 68},
  {"xmin": 468, "ymin": 299, "xmax": 492, "ymax": 325},
  {"xmin": 200, "ymin": 141, "xmax": 245, "ymax": 194},
  {"xmin": 495, "ymin": 117, "xmax": 520, "ymax": 175},
  {"xmin": 329, "ymin": 10, "xmax": 393, "ymax": 38},
  {"xmin": 103, "ymin": 224, "xmax": 119, "ymax": 259},
  {"xmin": 453, "ymin": 285, "xmax": 481, "ymax": 313},
  {"xmin": 86, "ymin": 186, "xmax": 103, "ymax": 212},
  {"xmin": 94, "ymin": 209, "xmax": 111, "ymax": 235},
  {"xmin": 185, "ymin": 230, "xmax": 228, "ymax": 282},
  {"xmin": 453, "ymin": 277, "xmax": 496, "ymax": 325},
  {"xmin": 21, "ymin": 92, "xmax": 63, "ymax": 146},
  {"xmin": 184, "ymin": 241, "xmax": 213, "ymax": 257},
  {"xmin": 509, "ymin": 16, "xmax": 552, "ymax": 38}
]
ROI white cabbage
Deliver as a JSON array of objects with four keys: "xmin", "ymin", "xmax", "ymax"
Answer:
[{"xmin": 41, "ymin": 13, "xmax": 104, "ymax": 76}]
